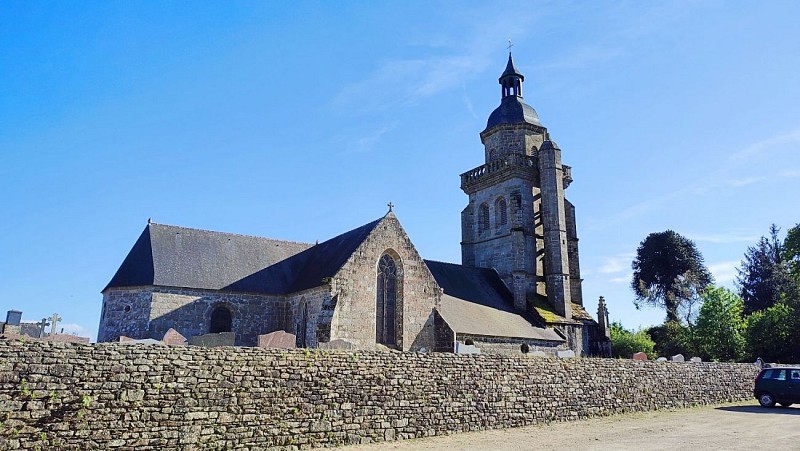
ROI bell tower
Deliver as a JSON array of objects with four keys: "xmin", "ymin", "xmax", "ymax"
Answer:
[{"xmin": 460, "ymin": 53, "xmax": 583, "ymax": 319}]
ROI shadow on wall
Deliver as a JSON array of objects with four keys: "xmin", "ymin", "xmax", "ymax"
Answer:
[{"xmin": 147, "ymin": 294, "xmax": 294, "ymax": 347}]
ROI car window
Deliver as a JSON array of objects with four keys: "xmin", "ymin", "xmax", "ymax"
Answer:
[
  {"xmin": 762, "ymin": 369, "xmax": 787, "ymax": 381},
  {"xmin": 792, "ymin": 371, "xmax": 800, "ymax": 380}
]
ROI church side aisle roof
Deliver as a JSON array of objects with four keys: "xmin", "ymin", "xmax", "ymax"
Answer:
[{"xmin": 424, "ymin": 260, "xmax": 564, "ymax": 342}]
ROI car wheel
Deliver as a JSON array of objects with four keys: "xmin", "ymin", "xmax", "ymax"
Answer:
[
  {"xmin": 778, "ymin": 402, "xmax": 793, "ymax": 407},
  {"xmin": 758, "ymin": 392, "xmax": 776, "ymax": 407}
]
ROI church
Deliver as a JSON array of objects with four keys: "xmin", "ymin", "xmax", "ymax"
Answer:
[{"xmin": 98, "ymin": 54, "xmax": 611, "ymax": 357}]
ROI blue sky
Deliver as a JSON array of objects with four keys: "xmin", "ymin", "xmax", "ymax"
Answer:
[{"xmin": 2, "ymin": 1, "xmax": 799, "ymax": 341}]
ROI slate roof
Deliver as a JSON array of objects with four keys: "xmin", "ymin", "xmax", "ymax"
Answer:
[
  {"xmin": 424, "ymin": 260, "xmax": 564, "ymax": 342},
  {"xmin": 500, "ymin": 53, "xmax": 524, "ymax": 81},
  {"xmin": 486, "ymin": 53, "xmax": 541, "ymax": 130},
  {"xmin": 486, "ymin": 96, "xmax": 541, "ymax": 130},
  {"xmin": 105, "ymin": 217, "xmax": 382, "ymax": 295}
]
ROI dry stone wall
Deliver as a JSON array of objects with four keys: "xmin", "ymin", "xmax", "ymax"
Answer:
[{"xmin": 0, "ymin": 340, "xmax": 758, "ymax": 450}]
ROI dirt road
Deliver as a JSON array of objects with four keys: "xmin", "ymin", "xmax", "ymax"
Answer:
[{"xmin": 330, "ymin": 402, "xmax": 800, "ymax": 450}]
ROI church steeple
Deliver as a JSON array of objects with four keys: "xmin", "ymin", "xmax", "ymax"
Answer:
[
  {"xmin": 499, "ymin": 52, "xmax": 524, "ymax": 98},
  {"xmin": 484, "ymin": 53, "xmax": 541, "ymax": 131}
]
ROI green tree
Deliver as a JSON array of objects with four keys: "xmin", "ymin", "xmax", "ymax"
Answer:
[
  {"xmin": 737, "ymin": 224, "xmax": 797, "ymax": 314},
  {"xmin": 784, "ymin": 223, "xmax": 800, "ymax": 282},
  {"xmin": 744, "ymin": 303, "xmax": 798, "ymax": 363},
  {"xmin": 646, "ymin": 321, "xmax": 698, "ymax": 358},
  {"xmin": 610, "ymin": 322, "xmax": 656, "ymax": 359},
  {"xmin": 631, "ymin": 230, "xmax": 713, "ymax": 322},
  {"xmin": 694, "ymin": 287, "xmax": 745, "ymax": 362}
]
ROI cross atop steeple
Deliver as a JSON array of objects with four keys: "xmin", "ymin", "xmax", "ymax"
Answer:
[
  {"xmin": 507, "ymin": 38, "xmax": 514, "ymax": 52},
  {"xmin": 387, "ymin": 202, "xmax": 394, "ymax": 212}
]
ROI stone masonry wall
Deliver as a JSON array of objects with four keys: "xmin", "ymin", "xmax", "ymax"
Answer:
[
  {"xmin": 99, "ymin": 287, "xmax": 291, "ymax": 347},
  {"xmin": 0, "ymin": 340, "xmax": 758, "ymax": 451},
  {"xmin": 329, "ymin": 213, "xmax": 440, "ymax": 351}
]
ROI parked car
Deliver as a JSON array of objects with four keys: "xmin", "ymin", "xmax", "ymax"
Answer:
[{"xmin": 754, "ymin": 367, "xmax": 800, "ymax": 407}]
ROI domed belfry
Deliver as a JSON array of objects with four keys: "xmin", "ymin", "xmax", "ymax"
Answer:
[{"xmin": 460, "ymin": 53, "xmax": 585, "ymax": 339}]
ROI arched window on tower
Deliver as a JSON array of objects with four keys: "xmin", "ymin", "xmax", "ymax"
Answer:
[
  {"xmin": 496, "ymin": 197, "xmax": 508, "ymax": 226},
  {"xmin": 376, "ymin": 254, "xmax": 399, "ymax": 346},
  {"xmin": 479, "ymin": 203, "xmax": 490, "ymax": 233},
  {"xmin": 209, "ymin": 305, "xmax": 232, "ymax": 333}
]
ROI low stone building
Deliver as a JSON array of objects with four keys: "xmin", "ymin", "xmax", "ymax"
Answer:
[{"xmin": 98, "ymin": 53, "xmax": 611, "ymax": 356}]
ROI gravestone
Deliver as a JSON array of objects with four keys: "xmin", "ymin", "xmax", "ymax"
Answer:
[
  {"xmin": 632, "ymin": 352, "xmax": 648, "ymax": 361},
  {"xmin": 556, "ymin": 350, "xmax": 576, "ymax": 359},
  {"xmin": 690, "ymin": 357, "xmax": 702, "ymax": 363},
  {"xmin": 530, "ymin": 351, "xmax": 547, "ymax": 357},
  {"xmin": 118, "ymin": 336, "xmax": 165, "ymax": 345},
  {"xmin": 656, "ymin": 357, "xmax": 668, "ymax": 362},
  {"xmin": 671, "ymin": 354, "xmax": 685, "ymax": 362},
  {"xmin": 455, "ymin": 341, "xmax": 480, "ymax": 354},
  {"xmin": 257, "ymin": 331, "xmax": 296, "ymax": 349},
  {"xmin": 318, "ymin": 339, "xmax": 356, "ymax": 350},
  {"xmin": 188, "ymin": 332, "xmax": 235, "ymax": 347},
  {"xmin": 162, "ymin": 328, "xmax": 187, "ymax": 346}
]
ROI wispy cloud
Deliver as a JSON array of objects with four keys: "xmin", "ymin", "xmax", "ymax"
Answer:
[
  {"xmin": 599, "ymin": 253, "xmax": 635, "ymax": 274},
  {"xmin": 356, "ymin": 124, "xmax": 394, "ymax": 153},
  {"xmin": 725, "ymin": 176, "xmax": 764, "ymax": 187},
  {"xmin": 610, "ymin": 276, "xmax": 630, "ymax": 284},
  {"xmin": 59, "ymin": 323, "xmax": 89, "ymax": 335},
  {"xmin": 708, "ymin": 260, "xmax": 740, "ymax": 285},
  {"xmin": 592, "ymin": 129, "xmax": 800, "ymax": 230},
  {"xmin": 730, "ymin": 130, "xmax": 800, "ymax": 162},
  {"xmin": 462, "ymin": 88, "xmax": 478, "ymax": 119},
  {"xmin": 333, "ymin": 57, "xmax": 490, "ymax": 114},
  {"xmin": 332, "ymin": 6, "xmax": 540, "ymax": 115},
  {"xmin": 687, "ymin": 230, "xmax": 760, "ymax": 244},
  {"xmin": 538, "ymin": 45, "xmax": 625, "ymax": 70}
]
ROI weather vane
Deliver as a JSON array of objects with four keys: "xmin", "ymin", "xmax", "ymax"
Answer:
[{"xmin": 507, "ymin": 38, "xmax": 514, "ymax": 52}]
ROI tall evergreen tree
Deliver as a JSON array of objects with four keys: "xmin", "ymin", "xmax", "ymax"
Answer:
[
  {"xmin": 736, "ymin": 224, "xmax": 796, "ymax": 315},
  {"xmin": 631, "ymin": 230, "xmax": 713, "ymax": 322}
]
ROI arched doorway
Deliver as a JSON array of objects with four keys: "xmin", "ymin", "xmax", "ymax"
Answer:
[{"xmin": 209, "ymin": 305, "xmax": 232, "ymax": 333}]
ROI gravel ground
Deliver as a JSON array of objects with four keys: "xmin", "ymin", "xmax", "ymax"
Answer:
[{"xmin": 324, "ymin": 402, "xmax": 800, "ymax": 450}]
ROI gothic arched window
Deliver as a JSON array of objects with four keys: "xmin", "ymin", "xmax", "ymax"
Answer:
[
  {"xmin": 296, "ymin": 299, "xmax": 308, "ymax": 348},
  {"xmin": 495, "ymin": 197, "xmax": 508, "ymax": 226},
  {"xmin": 376, "ymin": 254, "xmax": 398, "ymax": 346},
  {"xmin": 209, "ymin": 305, "xmax": 232, "ymax": 333},
  {"xmin": 479, "ymin": 203, "xmax": 490, "ymax": 233}
]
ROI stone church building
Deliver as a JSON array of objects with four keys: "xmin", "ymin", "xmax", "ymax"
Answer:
[{"xmin": 98, "ymin": 54, "xmax": 611, "ymax": 356}]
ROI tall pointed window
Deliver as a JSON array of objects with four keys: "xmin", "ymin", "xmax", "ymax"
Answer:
[
  {"xmin": 479, "ymin": 203, "xmax": 490, "ymax": 233},
  {"xmin": 496, "ymin": 197, "xmax": 508, "ymax": 226},
  {"xmin": 376, "ymin": 254, "xmax": 398, "ymax": 346},
  {"xmin": 209, "ymin": 306, "xmax": 232, "ymax": 333},
  {"xmin": 296, "ymin": 298, "xmax": 308, "ymax": 348}
]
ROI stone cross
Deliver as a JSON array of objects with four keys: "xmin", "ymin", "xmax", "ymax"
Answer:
[
  {"xmin": 49, "ymin": 313, "xmax": 62, "ymax": 336},
  {"xmin": 38, "ymin": 318, "xmax": 50, "ymax": 338},
  {"xmin": 387, "ymin": 202, "xmax": 394, "ymax": 212}
]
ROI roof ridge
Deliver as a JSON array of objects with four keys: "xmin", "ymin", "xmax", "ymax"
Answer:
[
  {"xmin": 148, "ymin": 222, "xmax": 313, "ymax": 247},
  {"xmin": 424, "ymin": 260, "xmax": 496, "ymax": 272}
]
